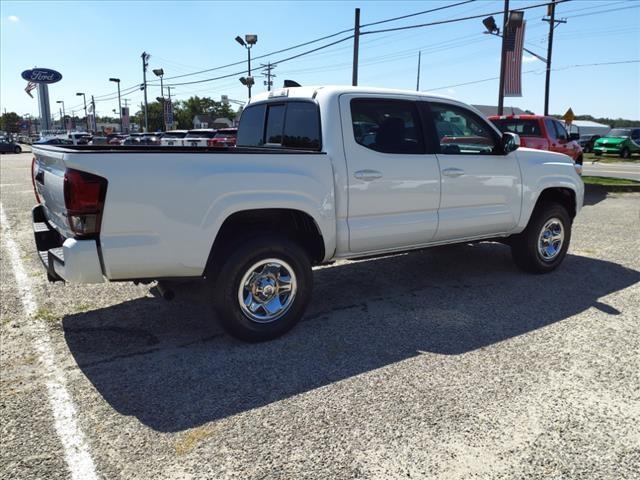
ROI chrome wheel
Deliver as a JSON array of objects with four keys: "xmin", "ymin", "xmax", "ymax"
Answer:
[
  {"xmin": 537, "ymin": 218, "xmax": 564, "ymax": 261},
  {"xmin": 237, "ymin": 258, "xmax": 297, "ymax": 323}
]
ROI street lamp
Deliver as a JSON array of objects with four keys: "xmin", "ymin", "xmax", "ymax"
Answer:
[
  {"xmin": 152, "ymin": 68, "xmax": 166, "ymax": 131},
  {"xmin": 76, "ymin": 92, "xmax": 88, "ymax": 132},
  {"xmin": 56, "ymin": 100, "xmax": 66, "ymax": 131},
  {"xmin": 236, "ymin": 34, "xmax": 258, "ymax": 99},
  {"xmin": 109, "ymin": 78, "xmax": 123, "ymax": 133}
]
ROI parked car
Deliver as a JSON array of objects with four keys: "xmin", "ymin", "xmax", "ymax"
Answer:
[
  {"xmin": 33, "ymin": 138, "xmax": 73, "ymax": 145},
  {"xmin": 577, "ymin": 134, "xmax": 601, "ymax": 153},
  {"xmin": 31, "ymin": 85, "xmax": 584, "ymax": 341},
  {"xmin": 107, "ymin": 134, "xmax": 128, "ymax": 145},
  {"xmin": 68, "ymin": 132, "xmax": 92, "ymax": 145},
  {"xmin": 89, "ymin": 136, "xmax": 109, "ymax": 145},
  {"xmin": 489, "ymin": 114, "xmax": 583, "ymax": 171},
  {"xmin": 122, "ymin": 133, "xmax": 161, "ymax": 145},
  {"xmin": 207, "ymin": 128, "xmax": 238, "ymax": 147},
  {"xmin": 592, "ymin": 128, "xmax": 640, "ymax": 159},
  {"xmin": 160, "ymin": 130, "xmax": 188, "ymax": 146},
  {"xmin": 184, "ymin": 129, "xmax": 217, "ymax": 147},
  {"xmin": 0, "ymin": 136, "xmax": 22, "ymax": 154}
]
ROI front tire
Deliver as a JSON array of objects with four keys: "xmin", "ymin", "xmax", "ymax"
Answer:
[
  {"xmin": 211, "ymin": 235, "xmax": 313, "ymax": 341},
  {"xmin": 594, "ymin": 151, "xmax": 602, "ymax": 157},
  {"xmin": 620, "ymin": 147, "xmax": 631, "ymax": 159},
  {"xmin": 511, "ymin": 202, "xmax": 572, "ymax": 274},
  {"xmin": 14, "ymin": 146, "xmax": 22, "ymax": 154}
]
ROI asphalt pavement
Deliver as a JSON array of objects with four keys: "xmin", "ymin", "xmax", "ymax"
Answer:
[
  {"xmin": 582, "ymin": 160, "xmax": 640, "ymax": 181},
  {"xmin": 2, "ymin": 152, "xmax": 639, "ymax": 480}
]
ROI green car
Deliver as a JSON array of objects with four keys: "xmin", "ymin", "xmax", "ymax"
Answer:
[{"xmin": 593, "ymin": 128, "xmax": 640, "ymax": 159}]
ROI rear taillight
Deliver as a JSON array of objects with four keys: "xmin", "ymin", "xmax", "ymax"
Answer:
[
  {"xmin": 63, "ymin": 169, "xmax": 108, "ymax": 237},
  {"xmin": 31, "ymin": 157, "xmax": 41, "ymax": 203},
  {"xmin": 207, "ymin": 139, "xmax": 216, "ymax": 147}
]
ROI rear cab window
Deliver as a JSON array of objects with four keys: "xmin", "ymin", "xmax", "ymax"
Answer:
[
  {"xmin": 350, "ymin": 98, "xmax": 424, "ymax": 154},
  {"xmin": 491, "ymin": 118, "xmax": 541, "ymax": 137},
  {"xmin": 237, "ymin": 101, "xmax": 321, "ymax": 150}
]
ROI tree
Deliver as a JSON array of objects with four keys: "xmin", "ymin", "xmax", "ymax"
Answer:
[
  {"xmin": 0, "ymin": 112, "xmax": 22, "ymax": 133},
  {"xmin": 129, "ymin": 96, "xmax": 237, "ymax": 131},
  {"xmin": 172, "ymin": 96, "xmax": 236, "ymax": 129}
]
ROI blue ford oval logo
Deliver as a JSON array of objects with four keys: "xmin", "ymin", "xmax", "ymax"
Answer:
[{"xmin": 21, "ymin": 68, "xmax": 63, "ymax": 84}]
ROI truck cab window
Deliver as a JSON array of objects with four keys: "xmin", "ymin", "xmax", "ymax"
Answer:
[
  {"xmin": 265, "ymin": 104, "xmax": 285, "ymax": 145},
  {"xmin": 350, "ymin": 99, "xmax": 424, "ymax": 154},
  {"xmin": 237, "ymin": 104, "xmax": 266, "ymax": 147},
  {"xmin": 283, "ymin": 102, "xmax": 321, "ymax": 149},
  {"xmin": 429, "ymin": 103, "xmax": 498, "ymax": 155}
]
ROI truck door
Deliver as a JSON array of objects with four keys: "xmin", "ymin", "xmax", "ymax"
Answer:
[
  {"xmin": 339, "ymin": 94, "xmax": 441, "ymax": 253},
  {"xmin": 545, "ymin": 118, "xmax": 576, "ymax": 159},
  {"xmin": 425, "ymin": 101, "xmax": 521, "ymax": 240}
]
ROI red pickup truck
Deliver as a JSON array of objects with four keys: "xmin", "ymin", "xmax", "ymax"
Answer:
[{"xmin": 489, "ymin": 115, "xmax": 583, "ymax": 166}]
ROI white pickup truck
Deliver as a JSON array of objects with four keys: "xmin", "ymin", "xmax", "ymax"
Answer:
[{"xmin": 32, "ymin": 86, "xmax": 583, "ymax": 341}]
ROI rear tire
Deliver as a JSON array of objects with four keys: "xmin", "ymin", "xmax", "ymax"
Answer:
[
  {"xmin": 14, "ymin": 146, "xmax": 22, "ymax": 154},
  {"xmin": 594, "ymin": 151, "xmax": 602, "ymax": 157},
  {"xmin": 511, "ymin": 202, "xmax": 571, "ymax": 274},
  {"xmin": 211, "ymin": 235, "xmax": 313, "ymax": 341}
]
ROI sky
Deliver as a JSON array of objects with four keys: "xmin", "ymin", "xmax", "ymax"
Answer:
[{"xmin": 1, "ymin": 0, "xmax": 639, "ymax": 121}]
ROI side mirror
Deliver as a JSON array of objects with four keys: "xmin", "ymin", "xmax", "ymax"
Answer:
[
  {"xmin": 569, "ymin": 132, "xmax": 580, "ymax": 141},
  {"xmin": 502, "ymin": 132, "xmax": 520, "ymax": 154}
]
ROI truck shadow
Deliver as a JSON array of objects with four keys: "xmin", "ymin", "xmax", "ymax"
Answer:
[{"xmin": 62, "ymin": 243, "xmax": 639, "ymax": 432}]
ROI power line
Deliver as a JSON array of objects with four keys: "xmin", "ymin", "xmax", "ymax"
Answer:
[
  {"xmin": 165, "ymin": 35, "xmax": 354, "ymax": 87},
  {"xmin": 424, "ymin": 59, "xmax": 639, "ymax": 91},
  {"xmin": 361, "ymin": 0, "xmax": 572, "ymax": 35},
  {"xmin": 567, "ymin": 3, "xmax": 640, "ymax": 18},
  {"xmin": 361, "ymin": 0, "xmax": 476, "ymax": 27}
]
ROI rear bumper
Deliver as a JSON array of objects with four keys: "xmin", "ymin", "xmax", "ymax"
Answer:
[{"xmin": 32, "ymin": 205, "xmax": 105, "ymax": 283}]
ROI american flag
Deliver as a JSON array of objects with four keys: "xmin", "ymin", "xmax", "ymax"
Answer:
[
  {"xmin": 504, "ymin": 19, "xmax": 526, "ymax": 97},
  {"xmin": 24, "ymin": 81, "xmax": 37, "ymax": 98}
]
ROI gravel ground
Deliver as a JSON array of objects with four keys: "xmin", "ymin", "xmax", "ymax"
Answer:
[{"xmin": 1, "ymin": 152, "xmax": 639, "ymax": 480}]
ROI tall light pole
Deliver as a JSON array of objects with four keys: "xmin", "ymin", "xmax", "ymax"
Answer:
[
  {"xmin": 109, "ymin": 78, "xmax": 122, "ymax": 133},
  {"xmin": 76, "ymin": 92, "xmax": 88, "ymax": 131},
  {"xmin": 153, "ymin": 69, "xmax": 165, "ymax": 131},
  {"xmin": 56, "ymin": 100, "xmax": 66, "ymax": 131},
  {"xmin": 236, "ymin": 34, "xmax": 257, "ymax": 99},
  {"xmin": 141, "ymin": 51, "xmax": 150, "ymax": 132}
]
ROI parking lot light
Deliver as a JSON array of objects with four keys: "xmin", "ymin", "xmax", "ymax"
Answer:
[
  {"xmin": 76, "ymin": 92, "xmax": 88, "ymax": 132},
  {"xmin": 236, "ymin": 34, "xmax": 258, "ymax": 99}
]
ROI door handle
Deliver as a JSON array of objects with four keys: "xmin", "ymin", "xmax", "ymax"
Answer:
[
  {"xmin": 442, "ymin": 168, "xmax": 465, "ymax": 177},
  {"xmin": 354, "ymin": 169, "xmax": 383, "ymax": 181}
]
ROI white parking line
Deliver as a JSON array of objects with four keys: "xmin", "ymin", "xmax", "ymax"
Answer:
[{"xmin": 0, "ymin": 204, "xmax": 98, "ymax": 480}]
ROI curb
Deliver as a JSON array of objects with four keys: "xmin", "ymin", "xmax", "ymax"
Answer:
[{"xmin": 584, "ymin": 183, "xmax": 640, "ymax": 193}]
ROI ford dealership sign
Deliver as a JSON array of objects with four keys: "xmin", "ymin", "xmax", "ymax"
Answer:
[{"xmin": 21, "ymin": 68, "xmax": 62, "ymax": 84}]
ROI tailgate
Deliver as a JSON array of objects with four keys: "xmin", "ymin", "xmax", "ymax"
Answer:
[{"xmin": 33, "ymin": 147, "xmax": 73, "ymax": 238}]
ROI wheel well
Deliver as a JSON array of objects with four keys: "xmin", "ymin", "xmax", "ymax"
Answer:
[
  {"xmin": 535, "ymin": 187, "xmax": 577, "ymax": 219},
  {"xmin": 207, "ymin": 209, "xmax": 325, "ymax": 270}
]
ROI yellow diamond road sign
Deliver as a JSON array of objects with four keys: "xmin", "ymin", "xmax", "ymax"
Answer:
[{"xmin": 563, "ymin": 108, "xmax": 575, "ymax": 124}]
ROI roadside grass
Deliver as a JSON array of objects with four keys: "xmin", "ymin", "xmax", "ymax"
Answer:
[
  {"xmin": 34, "ymin": 307, "xmax": 61, "ymax": 323},
  {"xmin": 584, "ymin": 152, "xmax": 640, "ymax": 164},
  {"xmin": 582, "ymin": 175, "xmax": 640, "ymax": 186}
]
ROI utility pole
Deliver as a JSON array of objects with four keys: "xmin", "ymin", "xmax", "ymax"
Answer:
[
  {"xmin": 542, "ymin": 0, "xmax": 566, "ymax": 116},
  {"xmin": 352, "ymin": 7, "xmax": 361, "ymax": 86},
  {"xmin": 91, "ymin": 95, "xmax": 96, "ymax": 133},
  {"xmin": 416, "ymin": 51, "xmax": 421, "ymax": 91},
  {"xmin": 261, "ymin": 62, "xmax": 277, "ymax": 91},
  {"xmin": 141, "ymin": 52, "xmax": 150, "ymax": 132},
  {"xmin": 497, "ymin": 0, "xmax": 509, "ymax": 115}
]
